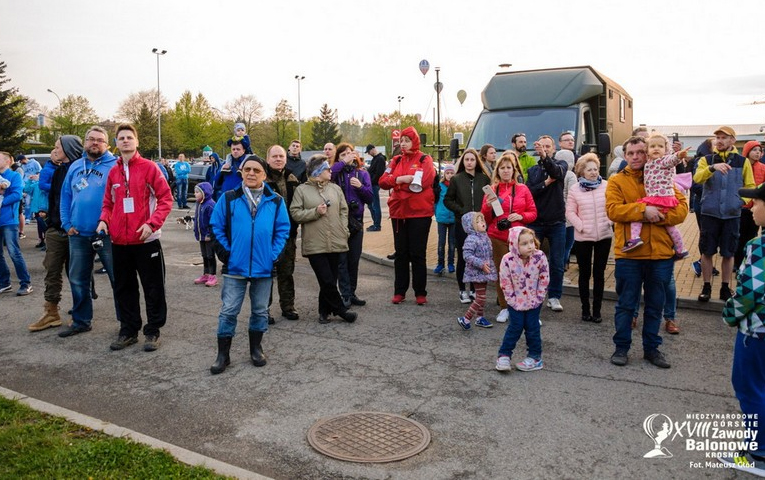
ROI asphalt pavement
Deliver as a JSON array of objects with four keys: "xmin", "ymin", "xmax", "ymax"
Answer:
[{"xmin": 0, "ymin": 215, "xmax": 749, "ymax": 479}]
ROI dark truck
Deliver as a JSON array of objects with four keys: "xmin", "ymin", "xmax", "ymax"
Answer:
[{"xmin": 465, "ymin": 66, "xmax": 633, "ymax": 166}]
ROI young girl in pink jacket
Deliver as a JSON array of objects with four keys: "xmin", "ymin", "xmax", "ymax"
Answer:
[{"xmin": 496, "ymin": 227, "xmax": 549, "ymax": 372}]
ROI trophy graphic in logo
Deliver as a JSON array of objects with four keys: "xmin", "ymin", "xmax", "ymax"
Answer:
[{"xmin": 643, "ymin": 414, "xmax": 674, "ymax": 458}]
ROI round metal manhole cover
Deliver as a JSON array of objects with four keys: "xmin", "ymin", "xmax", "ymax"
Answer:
[{"xmin": 307, "ymin": 412, "xmax": 431, "ymax": 463}]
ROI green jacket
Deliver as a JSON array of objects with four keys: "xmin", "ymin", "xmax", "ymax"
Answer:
[
  {"xmin": 290, "ymin": 181, "xmax": 349, "ymax": 257},
  {"xmin": 518, "ymin": 152, "xmax": 537, "ymax": 182}
]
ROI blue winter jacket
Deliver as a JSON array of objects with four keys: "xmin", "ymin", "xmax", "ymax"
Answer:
[
  {"xmin": 0, "ymin": 168, "xmax": 23, "ymax": 227},
  {"xmin": 435, "ymin": 180, "xmax": 455, "ymax": 224},
  {"xmin": 210, "ymin": 183, "xmax": 290, "ymax": 278},
  {"xmin": 24, "ymin": 179, "xmax": 48, "ymax": 213},
  {"xmin": 193, "ymin": 182, "xmax": 215, "ymax": 241},
  {"xmin": 174, "ymin": 161, "xmax": 191, "ymax": 180},
  {"xmin": 213, "ymin": 154, "xmax": 246, "ymax": 201},
  {"xmin": 59, "ymin": 151, "xmax": 118, "ymax": 237},
  {"xmin": 38, "ymin": 161, "xmax": 57, "ymax": 193}
]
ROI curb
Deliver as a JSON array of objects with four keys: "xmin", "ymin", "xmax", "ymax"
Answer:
[
  {"xmin": 361, "ymin": 251, "xmax": 728, "ymax": 314},
  {"xmin": 0, "ymin": 386, "xmax": 272, "ymax": 480}
]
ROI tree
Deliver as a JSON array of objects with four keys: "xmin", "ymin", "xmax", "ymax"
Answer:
[
  {"xmin": 0, "ymin": 58, "xmax": 28, "ymax": 152},
  {"xmin": 309, "ymin": 104, "xmax": 341, "ymax": 149},
  {"xmin": 51, "ymin": 95, "xmax": 99, "ymax": 138},
  {"xmin": 223, "ymin": 95, "xmax": 263, "ymax": 133},
  {"xmin": 272, "ymin": 99, "xmax": 296, "ymax": 148},
  {"xmin": 116, "ymin": 90, "xmax": 166, "ymax": 157},
  {"xmin": 164, "ymin": 91, "xmax": 229, "ymax": 157}
]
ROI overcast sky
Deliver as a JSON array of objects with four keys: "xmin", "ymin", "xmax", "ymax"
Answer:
[{"xmin": 3, "ymin": 0, "xmax": 765, "ymax": 128}]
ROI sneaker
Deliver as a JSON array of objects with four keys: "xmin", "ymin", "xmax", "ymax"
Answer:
[
  {"xmin": 621, "ymin": 238, "xmax": 643, "ymax": 252},
  {"xmin": 459, "ymin": 291, "xmax": 471, "ymax": 304},
  {"xmin": 18, "ymin": 233, "xmax": 26, "ymax": 239},
  {"xmin": 469, "ymin": 291, "xmax": 476, "ymax": 301},
  {"xmin": 34, "ymin": 241, "xmax": 45, "ymax": 248},
  {"xmin": 0, "ymin": 284, "xmax": 13, "ymax": 294},
  {"xmin": 457, "ymin": 316, "xmax": 471, "ymax": 330},
  {"xmin": 516, "ymin": 357, "xmax": 543, "ymax": 371},
  {"xmin": 366, "ymin": 225, "xmax": 381, "ymax": 232},
  {"xmin": 474, "ymin": 317, "xmax": 493, "ymax": 328},
  {"xmin": 386, "ymin": 253, "xmax": 396, "ymax": 260},
  {"xmin": 698, "ymin": 284, "xmax": 712, "ymax": 302},
  {"xmin": 720, "ymin": 286, "xmax": 732, "ymax": 301},
  {"xmin": 194, "ymin": 274, "xmax": 209, "ymax": 285},
  {"xmin": 644, "ymin": 350, "xmax": 671, "ymax": 368},
  {"xmin": 547, "ymin": 298, "xmax": 563, "ymax": 312},
  {"xmin": 144, "ymin": 335, "xmax": 160, "ymax": 352},
  {"xmin": 16, "ymin": 285, "xmax": 33, "ymax": 296},
  {"xmin": 495, "ymin": 355, "xmax": 512, "ymax": 371},
  {"xmin": 58, "ymin": 324, "xmax": 92, "ymax": 338},
  {"xmin": 448, "ymin": 264, "xmax": 455, "ymax": 273},
  {"xmin": 691, "ymin": 260, "xmax": 702, "ymax": 277},
  {"xmin": 110, "ymin": 335, "xmax": 138, "ymax": 351},
  {"xmin": 713, "ymin": 267, "xmax": 720, "ymax": 276},
  {"xmin": 95, "ymin": 267, "xmax": 107, "ymax": 274},
  {"xmin": 349, "ymin": 295, "xmax": 366, "ymax": 306},
  {"xmin": 204, "ymin": 275, "xmax": 218, "ymax": 287},
  {"xmin": 496, "ymin": 308, "xmax": 509, "ymax": 323},
  {"xmin": 610, "ymin": 349, "xmax": 628, "ymax": 366},
  {"xmin": 415, "ymin": 295, "xmax": 427, "ymax": 305},
  {"xmin": 673, "ymin": 250, "xmax": 689, "ymax": 261},
  {"xmin": 391, "ymin": 294, "xmax": 405, "ymax": 304},
  {"xmin": 719, "ymin": 451, "xmax": 765, "ymax": 476},
  {"xmin": 433, "ymin": 265, "xmax": 444, "ymax": 275}
]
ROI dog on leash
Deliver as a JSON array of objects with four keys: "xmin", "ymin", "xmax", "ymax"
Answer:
[{"xmin": 176, "ymin": 215, "xmax": 194, "ymax": 230}]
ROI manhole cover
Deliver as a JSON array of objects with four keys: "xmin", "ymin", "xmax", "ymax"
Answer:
[{"xmin": 307, "ymin": 412, "xmax": 430, "ymax": 463}]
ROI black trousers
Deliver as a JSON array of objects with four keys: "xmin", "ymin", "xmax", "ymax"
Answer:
[
  {"xmin": 307, "ymin": 252, "xmax": 346, "ymax": 316},
  {"xmin": 112, "ymin": 240, "xmax": 167, "ymax": 337},
  {"xmin": 199, "ymin": 240, "xmax": 216, "ymax": 275},
  {"xmin": 735, "ymin": 208, "xmax": 760, "ymax": 271},
  {"xmin": 575, "ymin": 238, "xmax": 612, "ymax": 317},
  {"xmin": 392, "ymin": 217, "xmax": 432, "ymax": 297}
]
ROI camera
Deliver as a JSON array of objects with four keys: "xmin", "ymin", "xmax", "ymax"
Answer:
[
  {"xmin": 324, "ymin": 200, "xmax": 331, "ymax": 207},
  {"xmin": 348, "ymin": 200, "xmax": 359, "ymax": 212},
  {"xmin": 90, "ymin": 231, "xmax": 107, "ymax": 251},
  {"xmin": 497, "ymin": 219, "xmax": 512, "ymax": 231}
]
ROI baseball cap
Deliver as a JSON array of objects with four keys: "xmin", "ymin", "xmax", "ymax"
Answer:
[
  {"xmin": 713, "ymin": 126, "xmax": 736, "ymax": 137},
  {"xmin": 739, "ymin": 184, "xmax": 765, "ymax": 202}
]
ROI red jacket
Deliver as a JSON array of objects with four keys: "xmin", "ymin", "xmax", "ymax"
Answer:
[
  {"xmin": 378, "ymin": 127, "xmax": 435, "ymax": 219},
  {"xmin": 481, "ymin": 181, "xmax": 537, "ymax": 243},
  {"xmin": 100, "ymin": 152, "xmax": 173, "ymax": 245}
]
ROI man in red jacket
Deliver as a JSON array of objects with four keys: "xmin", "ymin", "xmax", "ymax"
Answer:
[{"xmin": 97, "ymin": 124, "xmax": 173, "ymax": 352}]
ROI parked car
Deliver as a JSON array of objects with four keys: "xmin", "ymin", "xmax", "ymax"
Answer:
[
  {"xmin": 22, "ymin": 153, "xmax": 51, "ymax": 168},
  {"xmin": 187, "ymin": 163, "xmax": 213, "ymax": 200}
]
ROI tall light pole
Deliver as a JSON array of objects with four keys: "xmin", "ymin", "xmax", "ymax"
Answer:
[
  {"xmin": 295, "ymin": 75, "xmax": 305, "ymax": 142},
  {"xmin": 397, "ymin": 95, "xmax": 404, "ymax": 129},
  {"xmin": 46, "ymin": 89, "xmax": 62, "ymax": 132},
  {"xmin": 152, "ymin": 48, "xmax": 167, "ymax": 159}
]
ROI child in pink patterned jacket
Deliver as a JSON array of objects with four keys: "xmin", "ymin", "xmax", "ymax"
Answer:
[
  {"xmin": 622, "ymin": 134, "xmax": 690, "ymax": 258},
  {"xmin": 495, "ymin": 226, "xmax": 549, "ymax": 372}
]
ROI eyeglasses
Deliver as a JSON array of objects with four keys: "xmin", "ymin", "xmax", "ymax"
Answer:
[{"xmin": 85, "ymin": 137, "xmax": 107, "ymax": 144}]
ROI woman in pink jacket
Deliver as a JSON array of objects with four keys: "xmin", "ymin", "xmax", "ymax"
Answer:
[
  {"xmin": 481, "ymin": 152, "xmax": 536, "ymax": 323},
  {"xmin": 565, "ymin": 153, "xmax": 612, "ymax": 324}
]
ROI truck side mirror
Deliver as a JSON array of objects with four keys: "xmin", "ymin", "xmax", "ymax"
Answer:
[
  {"xmin": 419, "ymin": 133, "xmax": 427, "ymax": 146},
  {"xmin": 449, "ymin": 138, "xmax": 460, "ymax": 159},
  {"xmin": 597, "ymin": 133, "xmax": 611, "ymax": 155}
]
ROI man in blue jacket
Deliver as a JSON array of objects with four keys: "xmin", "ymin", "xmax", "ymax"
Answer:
[
  {"xmin": 209, "ymin": 155, "xmax": 290, "ymax": 375},
  {"xmin": 58, "ymin": 126, "xmax": 118, "ymax": 337},
  {"xmin": 173, "ymin": 153, "xmax": 191, "ymax": 209},
  {"xmin": 0, "ymin": 151, "xmax": 32, "ymax": 295}
]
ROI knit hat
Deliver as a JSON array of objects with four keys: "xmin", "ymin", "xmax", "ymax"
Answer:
[
  {"xmin": 60, "ymin": 135, "xmax": 84, "ymax": 162},
  {"xmin": 742, "ymin": 140, "xmax": 761, "ymax": 159},
  {"xmin": 554, "ymin": 149, "xmax": 575, "ymax": 171},
  {"xmin": 234, "ymin": 122, "xmax": 246, "ymax": 132},
  {"xmin": 443, "ymin": 163, "xmax": 456, "ymax": 173},
  {"xmin": 239, "ymin": 154, "xmax": 266, "ymax": 172}
]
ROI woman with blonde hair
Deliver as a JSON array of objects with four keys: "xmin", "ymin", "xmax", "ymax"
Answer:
[{"xmin": 481, "ymin": 151, "xmax": 537, "ymax": 322}]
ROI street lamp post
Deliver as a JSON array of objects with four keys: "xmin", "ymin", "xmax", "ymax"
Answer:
[
  {"xmin": 46, "ymin": 88, "xmax": 63, "ymax": 133},
  {"xmin": 397, "ymin": 95, "xmax": 404, "ymax": 129},
  {"xmin": 152, "ymin": 48, "xmax": 167, "ymax": 159},
  {"xmin": 295, "ymin": 75, "xmax": 305, "ymax": 142}
]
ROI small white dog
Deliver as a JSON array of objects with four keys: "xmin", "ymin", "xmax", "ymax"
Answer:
[{"xmin": 176, "ymin": 215, "xmax": 194, "ymax": 230}]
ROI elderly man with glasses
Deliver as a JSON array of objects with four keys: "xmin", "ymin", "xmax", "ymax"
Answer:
[{"xmin": 58, "ymin": 126, "xmax": 118, "ymax": 337}]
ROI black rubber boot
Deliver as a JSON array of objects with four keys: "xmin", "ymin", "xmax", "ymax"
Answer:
[
  {"xmin": 210, "ymin": 337, "xmax": 232, "ymax": 375},
  {"xmin": 248, "ymin": 330, "xmax": 267, "ymax": 367}
]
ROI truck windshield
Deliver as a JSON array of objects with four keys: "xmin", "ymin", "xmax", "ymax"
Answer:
[{"xmin": 466, "ymin": 107, "xmax": 578, "ymax": 152}]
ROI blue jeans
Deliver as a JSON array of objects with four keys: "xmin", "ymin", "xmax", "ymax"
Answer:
[
  {"xmin": 369, "ymin": 185, "xmax": 382, "ymax": 228},
  {"xmin": 68, "ymin": 235, "xmax": 115, "ymax": 327},
  {"xmin": 498, "ymin": 306, "xmax": 542, "ymax": 360},
  {"xmin": 732, "ymin": 331, "xmax": 765, "ymax": 457},
  {"xmin": 529, "ymin": 222, "xmax": 566, "ymax": 299},
  {"xmin": 0, "ymin": 225, "xmax": 30, "ymax": 288},
  {"xmin": 564, "ymin": 225, "xmax": 575, "ymax": 264},
  {"xmin": 217, "ymin": 275, "xmax": 271, "ymax": 337},
  {"xmin": 632, "ymin": 272, "xmax": 677, "ymax": 320},
  {"xmin": 437, "ymin": 222, "xmax": 455, "ymax": 267},
  {"xmin": 176, "ymin": 178, "xmax": 188, "ymax": 208},
  {"xmin": 613, "ymin": 258, "xmax": 673, "ymax": 353}
]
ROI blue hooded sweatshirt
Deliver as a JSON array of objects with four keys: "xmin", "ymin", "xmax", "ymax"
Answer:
[
  {"xmin": 0, "ymin": 168, "xmax": 23, "ymax": 227},
  {"xmin": 59, "ymin": 150, "xmax": 117, "ymax": 237},
  {"xmin": 193, "ymin": 182, "xmax": 215, "ymax": 241}
]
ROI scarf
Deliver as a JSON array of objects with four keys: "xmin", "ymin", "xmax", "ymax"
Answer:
[{"xmin": 578, "ymin": 176, "xmax": 602, "ymax": 192}]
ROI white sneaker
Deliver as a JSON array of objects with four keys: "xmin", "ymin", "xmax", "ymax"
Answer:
[
  {"xmin": 516, "ymin": 357, "xmax": 544, "ymax": 371},
  {"xmin": 496, "ymin": 356, "xmax": 512, "ymax": 371},
  {"xmin": 496, "ymin": 309, "xmax": 509, "ymax": 323},
  {"xmin": 547, "ymin": 298, "xmax": 563, "ymax": 312},
  {"xmin": 459, "ymin": 291, "xmax": 471, "ymax": 304}
]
